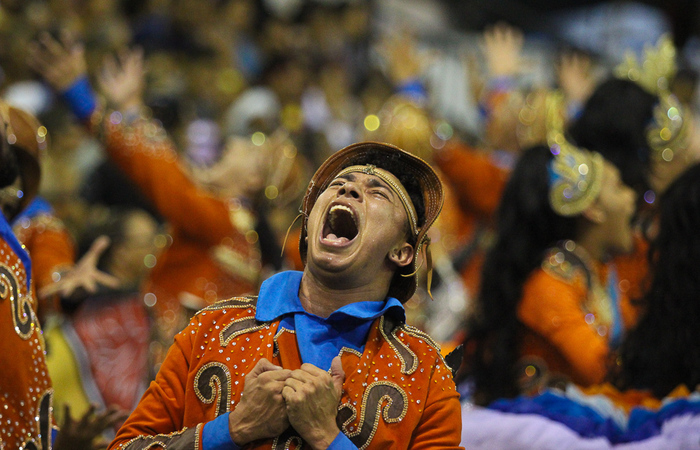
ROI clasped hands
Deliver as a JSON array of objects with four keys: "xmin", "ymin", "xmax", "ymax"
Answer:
[{"xmin": 229, "ymin": 357, "xmax": 346, "ymax": 450}]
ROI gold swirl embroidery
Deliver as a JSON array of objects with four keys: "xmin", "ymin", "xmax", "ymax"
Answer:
[
  {"xmin": 201, "ymin": 295, "xmax": 258, "ymax": 312},
  {"xmin": 0, "ymin": 264, "xmax": 35, "ymax": 339},
  {"xmin": 194, "ymin": 423, "xmax": 202, "ymax": 450},
  {"xmin": 272, "ymin": 326, "xmax": 295, "ymax": 358},
  {"xmin": 337, "ymin": 347, "xmax": 362, "ymax": 359},
  {"xmin": 194, "ymin": 362, "xmax": 232, "ymax": 418},
  {"xmin": 21, "ymin": 390, "xmax": 54, "ymax": 450},
  {"xmin": 219, "ymin": 316, "xmax": 267, "ymax": 347},
  {"xmin": 338, "ymin": 381, "xmax": 408, "ymax": 449},
  {"xmin": 379, "ymin": 316, "xmax": 417, "ymax": 375},
  {"xmin": 271, "ymin": 428, "xmax": 304, "ymax": 449},
  {"xmin": 119, "ymin": 427, "xmax": 197, "ymax": 450}
]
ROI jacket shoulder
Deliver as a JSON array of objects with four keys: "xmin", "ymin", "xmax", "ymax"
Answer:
[{"xmin": 188, "ymin": 296, "xmax": 259, "ymax": 327}]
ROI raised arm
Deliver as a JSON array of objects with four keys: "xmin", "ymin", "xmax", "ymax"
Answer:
[
  {"xmin": 556, "ymin": 51, "xmax": 596, "ymax": 120},
  {"xmin": 28, "ymin": 34, "xmax": 250, "ymax": 245},
  {"xmin": 479, "ymin": 23, "xmax": 525, "ymax": 152}
]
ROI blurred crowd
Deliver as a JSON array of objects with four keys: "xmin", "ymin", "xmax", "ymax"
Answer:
[{"xmin": 2, "ymin": 0, "xmax": 700, "ymax": 448}]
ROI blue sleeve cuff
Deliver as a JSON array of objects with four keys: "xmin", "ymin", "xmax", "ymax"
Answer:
[
  {"xmin": 395, "ymin": 78, "xmax": 427, "ymax": 103},
  {"xmin": 202, "ymin": 413, "xmax": 240, "ymax": 450},
  {"xmin": 328, "ymin": 431, "xmax": 358, "ymax": 449},
  {"xmin": 60, "ymin": 76, "xmax": 97, "ymax": 121}
]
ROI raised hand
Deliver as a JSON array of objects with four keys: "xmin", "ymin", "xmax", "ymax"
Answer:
[
  {"xmin": 38, "ymin": 235, "xmax": 121, "ymax": 300},
  {"xmin": 282, "ymin": 356, "xmax": 345, "ymax": 450},
  {"xmin": 228, "ymin": 358, "xmax": 293, "ymax": 445},
  {"xmin": 481, "ymin": 22, "xmax": 524, "ymax": 78},
  {"xmin": 557, "ymin": 51, "xmax": 595, "ymax": 104},
  {"xmin": 27, "ymin": 30, "xmax": 87, "ymax": 92},
  {"xmin": 377, "ymin": 30, "xmax": 430, "ymax": 86},
  {"xmin": 97, "ymin": 47, "xmax": 146, "ymax": 112},
  {"xmin": 53, "ymin": 404, "xmax": 128, "ymax": 450}
]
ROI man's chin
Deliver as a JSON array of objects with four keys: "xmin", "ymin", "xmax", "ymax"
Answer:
[{"xmin": 307, "ymin": 248, "xmax": 356, "ymax": 275}]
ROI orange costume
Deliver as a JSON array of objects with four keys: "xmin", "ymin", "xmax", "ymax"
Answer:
[
  {"xmin": 109, "ymin": 272, "xmax": 463, "ymax": 450},
  {"xmin": 612, "ymin": 233, "xmax": 650, "ymax": 329},
  {"xmin": 89, "ymin": 110, "xmax": 262, "ymax": 360},
  {"xmin": 518, "ymin": 243, "xmax": 625, "ymax": 387},
  {"xmin": 13, "ymin": 197, "xmax": 76, "ymax": 317},
  {"xmin": 0, "ymin": 214, "xmax": 56, "ymax": 450}
]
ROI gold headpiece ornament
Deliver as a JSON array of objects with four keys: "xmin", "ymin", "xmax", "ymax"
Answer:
[
  {"xmin": 546, "ymin": 92, "xmax": 604, "ymax": 217},
  {"xmin": 614, "ymin": 34, "xmax": 689, "ymax": 162},
  {"xmin": 614, "ymin": 34, "xmax": 677, "ymax": 95},
  {"xmin": 646, "ymin": 93, "xmax": 689, "ymax": 162}
]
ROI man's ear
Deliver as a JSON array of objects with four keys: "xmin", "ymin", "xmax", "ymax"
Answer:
[
  {"xmin": 582, "ymin": 202, "xmax": 606, "ymax": 224},
  {"xmin": 388, "ymin": 242, "xmax": 414, "ymax": 268}
]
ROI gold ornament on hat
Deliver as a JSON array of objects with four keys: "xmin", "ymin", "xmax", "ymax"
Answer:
[
  {"xmin": 546, "ymin": 92, "xmax": 604, "ymax": 217},
  {"xmin": 614, "ymin": 34, "xmax": 689, "ymax": 162}
]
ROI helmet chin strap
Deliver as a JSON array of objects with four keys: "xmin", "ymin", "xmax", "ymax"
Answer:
[{"xmin": 281, "ymin": 211, "xmax": 305, "ymax": 258}]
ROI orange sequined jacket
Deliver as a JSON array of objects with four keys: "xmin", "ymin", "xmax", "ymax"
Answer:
[
  {"xmin": 109, "ymin": 295, "xmax": 463, "ymax": 450},
  {"xmin": 0, "ymin": 220, "xmax": 55, "ymax": 449},
  {"xmin": 91, "ymin": 112, "xmax": 262, "ymax": 351},
  {"xmin": 517, "ymin": 245, "xmax": 626, "ymax": 387}
]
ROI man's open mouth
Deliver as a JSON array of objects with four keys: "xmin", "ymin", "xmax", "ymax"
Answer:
[{"xmin": 322, "ymin": 204, "xmax": 358, "ymax": 245}]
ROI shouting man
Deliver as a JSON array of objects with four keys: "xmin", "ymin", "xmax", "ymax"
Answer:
[{"xmin": 110, "ymin": 141, "xmax": 462, "ymax": 450}]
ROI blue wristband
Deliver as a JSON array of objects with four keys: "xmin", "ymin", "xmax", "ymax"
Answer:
[
  {"xmin": 202, "ymin": 413, "xmax": 240, "ymax": 450},
  {"xmin": 327, "ymin": 431, "xmax": 358, "ymax": 449},
  {"xmin": 61, "ymin": 76, "xmax": 97, "ymax": 121},
  {"xmin": 395, "ymin": 78, "xmax": 427, "ymax": 102}
]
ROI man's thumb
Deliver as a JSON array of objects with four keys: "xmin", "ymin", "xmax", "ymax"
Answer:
[{"xmin": 330, "ymin": 356, "xmax": 345, "ymax": 391}]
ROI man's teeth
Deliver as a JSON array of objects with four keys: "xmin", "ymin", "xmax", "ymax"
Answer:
[{"xmin": 330, "ymin": 204, "xmax": 353, "ymax": 216}]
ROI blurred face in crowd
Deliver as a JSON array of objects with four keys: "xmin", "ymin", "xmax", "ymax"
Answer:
[
  {"xmin": 592, "ymin": 161, "xmax": 637, "ymax": 254},
  {"xmin": 192, "ymin": 131, "xmax": 293, "ymax": 200},
  {"xmin": 109, "ymin": 210, "xmax": 161, "ymax": 286}
]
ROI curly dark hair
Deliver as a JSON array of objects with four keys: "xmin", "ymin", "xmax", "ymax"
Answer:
[
  {"xmin": 613, "ymin": 163, "xmax": 700, "ymax": 398},
  {"xmin": 462, "ymin": 146, "xmax": 578, "ymax": 405},
  {"xmin": 568, "ymin": 78, "xmax": 657, "ymax": 200}
]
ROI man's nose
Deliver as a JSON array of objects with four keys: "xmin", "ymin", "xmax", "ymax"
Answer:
[{"xmin": 338, "ymin": 182, "xmax": 361, "ymax": 200}]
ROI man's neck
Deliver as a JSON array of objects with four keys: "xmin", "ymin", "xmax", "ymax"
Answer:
[{"xmin": 298, "ymin": 269, "xmax": 390, "ymax": 318}]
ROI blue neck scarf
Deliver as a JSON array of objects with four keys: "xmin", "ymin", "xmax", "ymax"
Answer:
[{"xmin": 255, "ymin": 271, "xmax": 405, "ymax": 370}]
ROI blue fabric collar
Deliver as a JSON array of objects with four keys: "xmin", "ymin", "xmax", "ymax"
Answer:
[
  {"xmin": 0, "ymin": 212, "xmax": 31, "ymax": 289},
  {"xmin": 256, "ymin": 271, "xmax": 405, "ymax": 370},
  {"xmin": 13, "ymin": 196, "xmax": 54, "ymax": 224}
]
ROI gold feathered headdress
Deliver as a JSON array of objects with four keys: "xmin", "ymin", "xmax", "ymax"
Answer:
[{"xmin": 615, "ymin": 35, "xmax": 689, "ymax": 162}]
